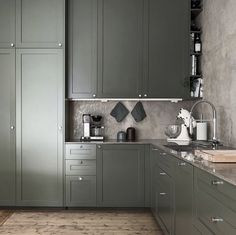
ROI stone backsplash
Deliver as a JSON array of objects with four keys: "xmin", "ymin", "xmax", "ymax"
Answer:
[{"xmin": 67, "ymin": 100, "xmax": 194, "ymax": 140}]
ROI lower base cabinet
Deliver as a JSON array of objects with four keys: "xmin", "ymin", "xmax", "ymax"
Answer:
[
  {"xmin": 150, "ymin": 146, "xmax": 193, "ymax": 235},
  {"xmin": 66, "ymin": 176, "xmax": 96, "ymax": 207},
  {"xmin": 97, "ymin": 144, "xmax": 145, "ymax": 207},
  {"xmin": 65, "ymin": 144, "xmax": 97, "ymax": 207},
  {"xmin": 194, "ymin": 168, "xmax": 236, "ymax": 235}
]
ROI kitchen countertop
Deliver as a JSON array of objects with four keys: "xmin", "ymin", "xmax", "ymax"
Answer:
[{"xmin": 66, "ymin": 139, "xmax": 236, "ymax": 187}]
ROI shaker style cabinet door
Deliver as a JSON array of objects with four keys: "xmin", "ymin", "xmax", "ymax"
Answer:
[
  {"xmin": 144, "ymin": 0, "xmax": 190, "ymax": 98},
  {"xmin": 97, "ymin": 144, "xmax": 145, "ymax": 207},
  {"xmin": 68, "ymin": 0, "xmax": 98, "ymax": 99},
  {"xmin": 16, "ymin": 49, "xmax": 63, "ymax": 206},
  {"xmin": 174, "ymin": 160, "xmax": 193, "ymax": 235},
  {"xmin": 16, "ymin": 0, "xmax": 65, "ymax": 48},
  {"xmin": 97, "ymin": 0, "xmax": 143, "ymax": 98},
  {"xmin": 0, "ymin": 49, "xmax": 16, "ymax": 206},
  {"xmin": 0, "ymin": 0, "xmax": 15, "ymax": 48}
]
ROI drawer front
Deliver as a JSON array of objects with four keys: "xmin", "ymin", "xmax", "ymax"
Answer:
[
  {"xmin": 65, "ymin": 144, "xmax": 96, "ymax": 159},
  {"xmin": 157, "ymin": 151, "xmax": 174, "ymax": 176},
  {"xmin": 196, "ymin": 187, "xmax": 236, "ymax": 235},
  {"xmin": 196, "ymin": 168, "xmax": 236, "ymax": 212},
  {"xmin": 66, "ymin": 160, "xmax": 96, "ymax": 175},
  {"xmin": 66, "ymin": 176, "xmax": 96, "ymax": 207}
]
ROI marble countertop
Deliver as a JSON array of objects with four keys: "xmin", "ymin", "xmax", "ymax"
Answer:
[{"xmin": 66, "ymin": 139, "xmax": 236, "ymax": 187}]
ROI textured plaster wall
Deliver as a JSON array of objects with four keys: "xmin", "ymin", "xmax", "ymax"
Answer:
[
  {"xmin": 68, "ymin": 101, "xmax": 193, "ymax": 140},
  {"xmin": 199, "ymin": 0, "xmax": 236, "ymax": 146}
]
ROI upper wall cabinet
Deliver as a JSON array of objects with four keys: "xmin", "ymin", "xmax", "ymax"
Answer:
[
  {"xmin": 67, "ymin": 0, "xmax": 190, "ymax": 99},
  {"xmin": 0, "ymin": 0, "xmax": 15, "ymax": 48},
  {"xmin": 144, "ymin": 0, "xmax": 190, "ymax": 98},
  {"xmin": 68, "ymin": 0, "xmax": 98, "ymax": 99},
  {"xmin": 16, "ymin": 0, "xmax": 65, "ymax": 48},
  {"xmin": 97, "ymin": 0, "xmax": 143, "ymax": 98}
]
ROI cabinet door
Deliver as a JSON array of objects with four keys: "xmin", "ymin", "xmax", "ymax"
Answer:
[
  {"xmin": 97, "ymin": 0, "xmax": 143, "ymax": 98},
  {"xmin": 174, "ymin": 160, "xmax": 194, "ymax": 235},
  {"xmin": 97, "ymin": 144, "xmax": 145, "ymax": 207},
  {"xmin": 16, "ymin": 0, "xmax": 65, "ymax": 48},
  {"xmin": 16, "ymin": 49, "xmax": 63, "ymax": 206},
  {"xmin": 144, "ymin": 0, "xmax": 190, "ymax": 98},
  {"xmin": 0, "ymin": 0, "xmax": 15, "ymax": 48},
  {"xmin": 68, "ymin": 0, "xmax": 97, "ymax": 99},
  {"xmin": 0, "ymin": 49, "xmax": 15, "ymax": 206},
  {"xmin": 156, "ymin": 169, "xmax": 174, "ymax": 235},
  {"xmin": 66, "ymin": 176, "xmax": 96, "ymax": 207}
]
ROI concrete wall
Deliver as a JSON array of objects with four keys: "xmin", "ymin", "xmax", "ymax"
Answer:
[
  {"xmin": 199, "ymin": 0, "xmax": 236, "ymax": 146},
  {"xmin": 67, "ymin": 101, "xmax": 193, "ymax": 140}
]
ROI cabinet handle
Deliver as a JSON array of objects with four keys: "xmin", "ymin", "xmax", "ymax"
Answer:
[
  {"xmin": 80, "ymin": 160, "xmax": 83, "ymax": 164},
  {"xmin": 78, "ymin": 177, "xmax": 83, "ymax": 181},
  {"xmin": 159, "ymin": 192, "xmax": 167, "ymax": 196},
  {"xmin": 178, "ymin": 162, "xmax": 186, "ymax": 166},
  {"xmin": 144, "ymin": 94, "xmax": 147, "ymax": 97},
  {"xmin": 152, "ymin": 148, "xmax": 159, "ymax": 151},
  {"xmin": 58, "ymin": 126, "xmax": 62, "ymax": 131},
  {"xmin": 159, "ymin": 172, "xmax": 166, "ymax": 176},
  {"xmin": 92, "ymin": 94, "xmax": 96, "ymax": 98},
  {"xmin": 58, "ymin": 43, "xmax": 62, "ymax": 47},
  {"xmin": 138, "ymin": 94, "xmax": 142, "ymax": 98},
  {"xmin": 160, "ymin": 152, "xmax": 167, "ymax": 156},
  {"xmin": 212, "ymin": 180, "xmax": 224, "ymax": 185},
  {"xmin": 10, "ymin": 126, "xmax": 15, "ymax": 130},
  {"xmin": 211, "ymin": 217, "xmax": 224, "ymax": 223},
  {"xmin": 10, "ymin": 43, "xmax": 14, "ymax": 47},
  {"xmin": 97, "ymin": 145, "xmax": 101, "ymax": 149}
]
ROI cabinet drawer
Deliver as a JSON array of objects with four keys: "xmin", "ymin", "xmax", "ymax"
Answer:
[
  {"xmin": 196, "ymin": 188, "xmax": 236, "ymax": 235},
  {"xmin": 66, "ymin": 160, "xmax": 96, "ymax": 175},
  {"xmin": 195, "ymin": 168, "xmax": 236, "ymax": 212},
  {"xmin": 65, "ymin": 144, "xmax": 96, "ymax": 159},
  {"xmin": 66, "ymin": 176, "xmax": 96, "ymax": 207},
  {"xmin": 157, "ymin": 151, "xmax": 174, "ymax": 176}
]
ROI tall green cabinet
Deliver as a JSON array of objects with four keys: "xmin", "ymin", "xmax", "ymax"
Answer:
[
  {"xmin": 0, "ymin": 49, "xmax": 16, "ymax": 206},
  {"xmin": 16, "ymin": 49, "xmax": 63, "ymax": 206},
  {"xmin": 0, "ymin": 0, "xmax": 65, "ymax": 207}
]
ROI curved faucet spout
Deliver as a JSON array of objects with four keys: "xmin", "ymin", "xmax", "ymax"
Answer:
[{"xmin": 189, "ymin": 100, "xmax": 217, "ymax": 141}]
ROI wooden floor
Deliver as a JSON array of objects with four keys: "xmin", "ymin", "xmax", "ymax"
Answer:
[{"xmin": 0, "ymin": 209, "xmax": 163, "ymax": 235}]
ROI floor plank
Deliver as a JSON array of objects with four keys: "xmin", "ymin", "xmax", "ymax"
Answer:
[{"xmin": 0, "ymin": 209, "xmax": 163, "ymax": 235}]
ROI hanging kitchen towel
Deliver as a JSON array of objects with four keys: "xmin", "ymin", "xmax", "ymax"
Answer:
[
  {"xmin": 110, "ymin": 102, "xmax": 129, "ymax": 122},
  {"xmin": 131, "ymin": 101, "xmax": 147, "ymax": 122}
]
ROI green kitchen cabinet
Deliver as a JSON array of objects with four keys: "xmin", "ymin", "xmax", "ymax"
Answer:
[
  {"xmin": 66, "ymin": 176, "xmax": 96, "ymax": 207},
  {"xmin": 97, "ymin": 0, "xmax": 143, "ymax": 98},
  {"xmin": 16, "ymin": 0, "xmax": 65, "ymax": 48},
  {"xmin": 68, "ymin": 0, "xmax": 98, "ymax": 99},
  {"xmin": 65, "ymin": 144, "xmax": 97, "ymax": 207},
  {"xmin": 143, "ymin": 0, "xmax": 190, "ymax": 98},
  {"xmin": 0, "ymin": 49, "xmax": 16, "ymax": 206},
  {"xmin": 16, "ymin": 49, "xmax": 63, "ymax": 206},
  {"xmin": 152, "ymin": 148, "xmax": 175, "ymax": 235},
  {"xmin": 97, "ymin": 144, "xmax": 145, "ymax": 207},
  {"xmin": 174, "ymin": 159, "xmax": 194, "ymax": 235},
  {"xmin": 0, "ymin": 0, "xmax": 15, "ymax": 48},
  {"xmin": 67, "ymin": 0, "xmax": 190, "ymax": 99},
  {"xmin": 150, "ymin": 146, "xmax": 194, "ymax": 235},
  {"xmin": 194, "ymin": 168, "xmax": 236, "ymax": 235}
]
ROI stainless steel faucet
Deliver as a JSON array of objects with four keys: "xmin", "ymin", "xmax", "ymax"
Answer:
[{"xmin": 189, "ymin": 100, "xmax": 218, "ymax": 142}]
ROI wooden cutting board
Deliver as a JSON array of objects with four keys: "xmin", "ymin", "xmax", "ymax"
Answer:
[{"xmin": 194, "ymin": 150, "xmax": 236, "ymax": 163}]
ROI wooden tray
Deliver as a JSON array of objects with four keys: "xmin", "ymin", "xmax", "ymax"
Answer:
[{"xmin": 194, "ymin": 150, "xmax": 236, "ymax": 163}]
